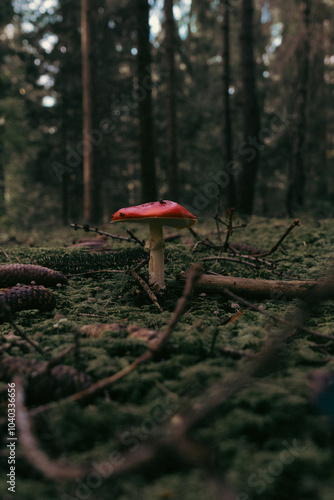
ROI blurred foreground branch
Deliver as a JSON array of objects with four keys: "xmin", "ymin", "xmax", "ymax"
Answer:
[{"xmin": 15, "ymin": 298, "xmax": 298, "ymax": 494}]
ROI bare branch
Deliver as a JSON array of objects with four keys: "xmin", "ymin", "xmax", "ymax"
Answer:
[
  {"xmin": 9, "ymin": 319, "xmax": 51, "ymax": 359},
  {"xmin": 251, "ymin": 219, "xmax": 301, "ymax": 257},
  {"xmin": 70, "ymin": 222, "xmax": 140, "ymax": 244},
  {"xmin": 129, "ymin": 269, "xmax": 163, "ymax": 312}
]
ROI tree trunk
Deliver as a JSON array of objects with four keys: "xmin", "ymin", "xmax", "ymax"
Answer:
[
  {"xmin": 0, "ymin": 138, "xmax": 4, "ymax": 215},
  {"xmin": 137, "ymin": 0, "xmax": 157, "ymax": 203},
  {"xmin": 164, "ymin": 0, "xmax": 179, "ymax": 202},
  {"xmin": 238, "ymin": 0, "xmax": 260, "ymax": 215},
  {"xmin": 313, "ymin": 4, "xmax": 328, "ymax": 200},
  {"xmin": 221, "ymin": 1, "xmax": 235, "ymax": 208},
  {"xmin": 286, "ymin": 0, "xmax": 311, "ymax": 216},
  {"xmin": 0, "ymin": 34, "xmax": 7, "ymax": 214},
  {"xmin": 81, "ymin": 0, "xmax": 100, "ymax": 222}
]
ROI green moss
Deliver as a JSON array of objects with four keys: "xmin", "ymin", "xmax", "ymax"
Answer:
[{"xmin": 1, "ymin": 217, "xmax": 334, "ymax": 499}]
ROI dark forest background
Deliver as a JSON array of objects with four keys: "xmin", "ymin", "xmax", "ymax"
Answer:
[{"xmin": 0, "ymin": 0, "xmax": 333, "ymax": 229}]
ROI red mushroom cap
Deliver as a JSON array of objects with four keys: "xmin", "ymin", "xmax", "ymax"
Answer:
[{"xmin": 111, "ymin": 200, "xmax": 197, "ymax": 229}]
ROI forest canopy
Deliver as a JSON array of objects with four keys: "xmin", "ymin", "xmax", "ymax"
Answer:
[{"xmin": 0, "ymin": 0, "xmax": 333, "ymax": 229}]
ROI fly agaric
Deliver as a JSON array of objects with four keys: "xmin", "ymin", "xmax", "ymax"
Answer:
[{"xmin": 111, "ymin": 200, "xmax": 197, "ymax": 290}]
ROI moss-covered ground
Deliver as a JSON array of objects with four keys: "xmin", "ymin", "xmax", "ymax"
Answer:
[{"xmin": 1, "ymin": 216, "xmax": 334, "ymax": 500}]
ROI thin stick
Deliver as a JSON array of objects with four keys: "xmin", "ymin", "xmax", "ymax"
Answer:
[
  {"xmin": 164, "ymin": 232, "xmax": 181, "ymax": 242},
  {"xmin": 126, "ymin": 229, "xmax": 145, "ymax": 247},
  {"xmin": 223, "ymin": 208, "xmax": 235, "ymax": 251},
  {"xmin": 153, "ymin": 264, "xmax": 203, "ymax": 348},
  {"xmin": 46, "ymin": 345, "xmax": 75, "ymax": 370},
  {"xmin": 201, "ymin": 255, "xmax": 258, "ymax": 268},
  {"xmin": 70, "ymin": 223, "xmax": 139, "ymax": 244},
  {"xmin": 0, "ymin": 246, "xmax": 10, "ymax": 260},
  {"xmin": 188, "ymin": 226, "xmax": 201, "ymax": 240},
  {"xmin": 9, "ymin": 319, "xmax": 51, "ymax": 358},
  {"xmin": 252, "ymin": 219, "xmax": 301, "ymax": 257},
  {"xmin": 219, "ymin": 346, "xmax": 255, "ymax": 358},
  {"xmin": 214, "ymin": 189, "xmax": 223, "ymax": 247},
  {"xmin": 30, "ymin": 344, "xmax": 77, "ymax": 381},
  {"xmin": 129, "ymin": 269, "xmax": 163, "ymax": 312},
  {"xmin": 67, "ymin": 269, "xmax": 125, "ymax": 277},
  {"xmin": 69, "ymin": 350, "xmax": 153, "ymax": 404},
  {"xmin": 201, "ymin": 255, "xmax": 299, "ymax": 279},
  {"xmin": 231, "ymin": 254, "xmax": 278, "ymax": 268},
  {"xmin": 132, "ymin": 258, "xmax": 149, "ymax": 273}
]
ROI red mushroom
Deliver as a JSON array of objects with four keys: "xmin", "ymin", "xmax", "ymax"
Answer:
[{"xmin": 111, "ymin": 200, "xmax": 197, "ymax": 290}]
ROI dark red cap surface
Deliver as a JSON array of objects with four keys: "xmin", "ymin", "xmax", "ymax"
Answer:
[{"xmin": 111, "ymin": 200, "xmax": 197, "ymax": 229}]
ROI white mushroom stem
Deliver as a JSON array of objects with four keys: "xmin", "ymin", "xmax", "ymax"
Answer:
[{"xmin": 145, "ymin": 221, "xmax": 165, "ymax": 290}]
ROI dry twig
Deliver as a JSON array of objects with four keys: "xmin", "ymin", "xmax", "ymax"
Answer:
[
  {"xmin": 70, "ymin": 223, "xmax": 140, "ymax": 244},
  {"xmin": 129, "ymin": 269, "xmax": 163, "ymax": 312},
  {"xmin": 126, "ymin": 229, "xmax": 145, "ymax": 247},
  {"xmin": 251, "ymin": 218, "xmax": 301, "ymax": 257},
  {"xmin": 8, "ymin": 319, "xmax": 51, "ymax": 358}
]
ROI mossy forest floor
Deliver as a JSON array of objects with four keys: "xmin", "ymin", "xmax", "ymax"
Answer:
[{"xmin": 1, "ymin": 216, "xmax": 334, "ymax": 500}]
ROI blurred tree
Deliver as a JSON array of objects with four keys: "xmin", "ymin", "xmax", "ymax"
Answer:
[
  {"xmin": 137, "ymin": 0, "xmax": 157, "ymax": 202},
  {"xmin": 286, "ymin": 0, "xmax": 311, "ymax": 216},
  {"xmin": 238, "ymin": 0, "xmax": 261, "ymax": 215},
  {"xmin": 81, "ymin": 0, "xmax": 101, "ymax": 223},
  {"xmin": 164, "ymin": 0, "xmax": 179, "ymax": 201},
  {"xmin": 221, "ymin": 0, "xmax": 236, "ymax": 208},
  {"xmin": 0, "ymin": 0, "xmax": 12, "ymax": 24},
  {"xmin": 307, "ymin": 0, "xmax": 332, "ymax": 205},
  {"xmin": 0, "ymin": 0, "xmax": 15, "ymax": 214},
  {"xmin": 55, "ymin": 0, "xmax": 82, "ymax": 224},
  {"xmin": 81, "ymin": 0, "xmax": 93, "ymax": 221},
  {"xmin": 175, "ymin": 0, "xmax": 227, "ymax": 213},
  {"xmin": 53, "ymin": 0, "xmax": 83, "ymax": 223}
]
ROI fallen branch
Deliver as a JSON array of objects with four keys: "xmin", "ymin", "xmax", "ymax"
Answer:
[
  {"xmin": 71, "ymin": 223, "xmax": 180, "ymax": 246},
  {"xmin": 251, "ymin": 218, "xmax": 300, "ymax": 257},
  {"xmin": 201, "ymin": 254, "xmax": 301, "ymax": 280},
  {"xmin": 126, "ymin": 229, "xmax": 145, "ymax": 247},
  {"xmin": 70, "ymin": 223, "xmax": 140, "ymax": 244},
  {"xmin": 201, "ymin": 255, "xmax": 260, "ymax": 268},
  {"xmin": 14, "ymin": 375, "xmax": 224, "ymax": 490},
  {"xmin": 129, "ymin": 269, "xmax": 163, "ymax": 312},
  {"xmin": 185, "ymin": 273, "xmax": 334, "ymax": 301},
  {"xmin": 151, "ymin": 263, "xmax": 203, "ymax": 350},
  {"xmin": 9, "ymin": 319, "xmax": 51, "ymax": 359}
]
